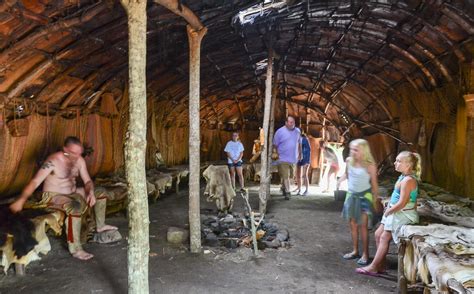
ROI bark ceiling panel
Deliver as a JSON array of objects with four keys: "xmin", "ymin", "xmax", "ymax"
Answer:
[{"xmin": 0, "ymin": 0, "xmax": 472, "ymax": 136}]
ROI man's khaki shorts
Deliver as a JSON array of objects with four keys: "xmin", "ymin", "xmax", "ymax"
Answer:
[{"xmin": 278, "ymin": 162, "xmax": 295, "ymax": 180}]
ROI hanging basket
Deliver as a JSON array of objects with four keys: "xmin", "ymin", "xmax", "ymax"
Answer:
[{"xmin": 7, "ymin": 118, "xmax": 29, "ymax": 137}]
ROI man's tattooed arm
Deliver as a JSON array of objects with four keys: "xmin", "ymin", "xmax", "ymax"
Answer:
[{"xmin": 41, "ymin": 160, "xmax": 54, "ymax": 169}]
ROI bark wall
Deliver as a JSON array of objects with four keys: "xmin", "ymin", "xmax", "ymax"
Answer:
[
  {"xmin": 0, "ymin": 96, "xmax": 258, "ymax": 197},
  {"xmin": 383, "ymin": 62, "xmax": 474, "ymax": 199},
  {"xmin": 0, "ymin": 112, "xmax": 125, "ymax": 197},
  {"xmin": 2, "ymin": 61, "xmax": 473, "ymax": 200}
]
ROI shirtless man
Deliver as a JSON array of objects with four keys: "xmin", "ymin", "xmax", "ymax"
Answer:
[{"xmin": 10, "ymin": 136, "xmax": 117, "ymax": 260}]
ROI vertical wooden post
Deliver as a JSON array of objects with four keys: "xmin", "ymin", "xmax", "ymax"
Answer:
[
  {"xmin": 398, "ymin": 239, "xmax": 408, "ymax": 294},
  {"xmin": 259, "ymin": 45, "xmax": 273, "ymax": 214},
  {"xmin": 266, "ymin": 62, "xmax": 279, "ymax": 199},
  {"xmin": 319, "ymin": 121, "xmax": 327, "ymax": 185},
  {"xmin": 187, "ymin": 25, "xmax": 207, "ymax": 253},
  {"xmin": 119, "ymin": 0, "xmax": 149, "ymax": 293}
]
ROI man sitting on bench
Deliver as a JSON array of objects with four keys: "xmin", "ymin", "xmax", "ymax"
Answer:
[{"xmin": 10, "ymin": 136, "xmax": 117, "ymax": 260}]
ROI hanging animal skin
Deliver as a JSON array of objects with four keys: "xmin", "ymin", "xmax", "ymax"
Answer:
[{"xmin": 418, "ymin": 121, "xmax": 427, "ymax": 147}]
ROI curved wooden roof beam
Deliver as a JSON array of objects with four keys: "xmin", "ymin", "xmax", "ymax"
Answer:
[
  {"xmin": 362, "ymin": 18, "xmax": 454, "ymax": 83},
  {"xmin": 153, "ymin": 0, "xmax": 204, "ymax": 31},
  {"xmin": 371, "ymin": 2, "xmax": 467, "ymax": 61},
  {"xmin": 283, "ymin": 1, "xmax": 469, "ymax": 65},
  {"xmin": 57, "ymin": 29, "xmax": 170, "ymax": 109},
  {"xmin": 283, "ymin": 70, "xmax": 393, "ymax": 122},
  {"xmin": 60, "ymin": 49, "xmax": 170, "ymax": 110},
  {"xmin": 35, "ymin": 37, "xmax": 128, "ymax": 102},
  {"xmin": 305, "ymin": 6, "xmax": 364, "ymax": 105},
  {"xmin": 308, "ymin": 46, "xmax": 426, "ymax": 90},
  {"xmin": 2, "ymin": 8, "xmax": 126, "ymax": 101},
  {"xmin": 248, "ymin": 1, "xmax": 467, "ymax": 88},
  {"xmin": 284, "ymin": 79, "xmax": 394, "ymax": 133},
  {"xmin": 441, "ymin": 3, "xmax": 474, "ymax": 35},
  {"xmin": 236, "ymin": 28, "xmax": 265, "ymax": 98},
  {"xmin": 293, "ymin": 60, "xmax": 395, "ymax": 95},
  {"xmin": 0, "ymin": 2, "xmax": 108, "ymax": 66},
  {"xmin": 199, "ymin": 95, "xmax": 343, "ymax": 134},
  {"xmin": 310, "ymin": 25, "xmax": 439, "ymax": 89},
  {"xmin": 346, "ymin": 21, "xmax": 448, "ymax": 86},
  {"xmin": 388, "ymin": 43, "xmax": 437, "ymax": 87},
  {"xmin": 283, "ymin": 80, "xmax": 355, "ymax": 127}
]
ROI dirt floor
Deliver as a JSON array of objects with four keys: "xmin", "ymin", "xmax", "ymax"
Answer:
[{"xmin": 0, "ymin": 184, "xmax": 399, "ymax": 294}]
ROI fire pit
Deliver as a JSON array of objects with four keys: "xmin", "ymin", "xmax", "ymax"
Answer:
[{"xmin": 201, "ymin": 212, "xmax": 290, "ymax": 250}]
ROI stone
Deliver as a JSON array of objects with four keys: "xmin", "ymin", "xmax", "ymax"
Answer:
[
  {"xmin": 276, "ymin": 229, "xmax": 289, "ymax": 242},
  {"xmin": 263, "ymin": 240, "xmax": 280, "ymax": 248},
  {"xmin": 224, "ymin": 239, "xmax": 238, "ymax": 249},
  {"xmin": 203, "ymin": 217, "xmax": 218, "ymax": 226},
  {"xmin": 222, "ymin": 214, "xmax": 234, "ymax": 223},
  {"xmin": 203, "ymin": 232, "xmax": 219, "ymax": 247},
  {"xmin": 93, "ymin": 230, "xmax": 122, "ymax": 244},
  {"xmin": 167, "ymin": 227, "xmax": 189, "ymax": 244}
]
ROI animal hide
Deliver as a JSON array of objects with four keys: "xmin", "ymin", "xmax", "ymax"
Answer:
[
  {"xmin": 399, "ymin": 224, "xmax": 474, "ymax": 291},
  {"xmin": 202, "ymin": 165, "xmax": 236, "ymax": 213},
  {"xmin": 417, "ymin": 198, "xmax": 474, "ymax": 228},
  {"xmin": 0, "ymin": 209, "xmax": 64, "ymax": 273},
  {"xmin": 0, "ymin": 207, "xmax": 37, "ymax": 258}
]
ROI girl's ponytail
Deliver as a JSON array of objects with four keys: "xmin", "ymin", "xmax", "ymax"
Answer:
[{"xmin": 411, "ymin": 152, "xmax": 422, "ymax": 181}]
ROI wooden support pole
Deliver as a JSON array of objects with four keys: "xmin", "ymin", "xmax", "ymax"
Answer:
[
  {"xmin": 259, "ymin": 44, "xmax": 274, "ymax": 214},
  {"xmin": 398, "ymin": 239, "xmax": 408, "ymax": 294},
  {"xmin": 187, "ymin": 25, "xmax": 207, "ymax": 253},
  {"xmin": 119, "ymin": 0, "xmax": 149, "ymax": 293},
  {"xmin": 266, "ymin": 61, "xmax": 279, "ymax": 199}
]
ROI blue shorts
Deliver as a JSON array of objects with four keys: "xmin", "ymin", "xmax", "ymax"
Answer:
[
  {"xmin": 228, "ymin": 160, "xmax": 243, "ymax": 168},
  {"xmin": 297, "ymin": 158, "xmax": 310, "ymax": 166}
]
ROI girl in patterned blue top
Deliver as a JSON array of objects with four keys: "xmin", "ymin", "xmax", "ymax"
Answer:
[{"xmin": 356, "ymin": 151, "xmax": 421, "ymax": 277}]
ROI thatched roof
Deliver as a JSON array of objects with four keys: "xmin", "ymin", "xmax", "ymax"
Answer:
[{"xmin": 1, "ymin": 0, "xmax": 473, "ymax": 137}]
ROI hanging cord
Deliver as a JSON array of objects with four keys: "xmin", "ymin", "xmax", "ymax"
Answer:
[
  {"xmin": 1, "ymin": 97, "xmax": 6, "ymax": 132},
  {"xmin": 13, "ymin": 99, "xmax": 17, "ymax": 134},
  {"xmin": 10, "ymin": 99, "xmax": 17, "ymax": 160},
  {"xmin": 76, "ymin": 109, "xmax": 81, "ymax": 140}
]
